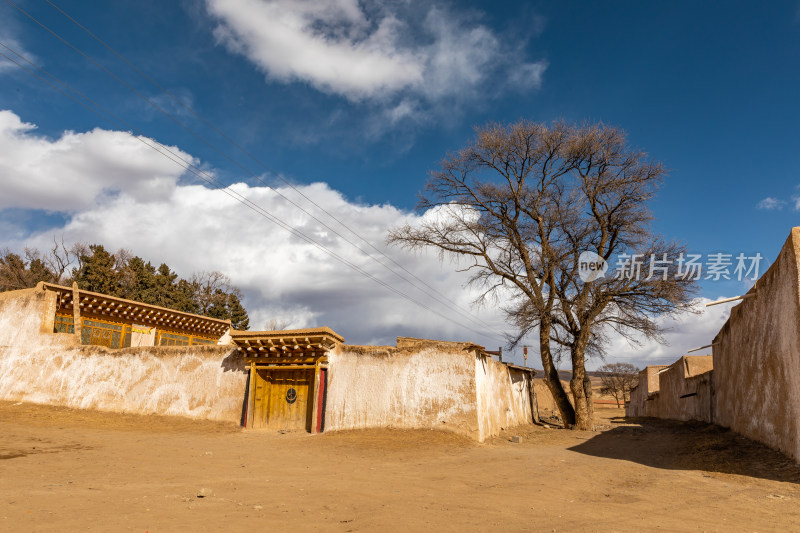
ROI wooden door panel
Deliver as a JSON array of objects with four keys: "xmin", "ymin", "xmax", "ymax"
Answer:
[{"xmin": 252, "ymin": 369, "xmax": 312, "ymax": 431}]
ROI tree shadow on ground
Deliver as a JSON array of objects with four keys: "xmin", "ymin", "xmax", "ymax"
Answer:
[{"xmin": 569, "ymin": 417, "xmax": 800, "ymax": 484}]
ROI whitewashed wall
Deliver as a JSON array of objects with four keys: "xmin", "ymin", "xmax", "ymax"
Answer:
[
  {"xmin": 0, "ymin": 287, "xmax": 537, "ymax": 438},
  {"xmin": 325, "ymin": 346, "xmax": 535, "ymax": 441},
  {"xmin": 713, "ymin": 228, "xmax": 800, "ymax": 461},
  {"xmin": 0, "ymin": 287, "xmax": 248, "ymax": 423},
  {"xmin": 475, "ymin": 356, "xmax": 534, "ymax": 439},
  {"xmin": 325, "ymin": 347, "xmax": 481, "ymax": 438}
]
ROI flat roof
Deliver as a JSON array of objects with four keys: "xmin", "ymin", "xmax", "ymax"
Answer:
[
  {"xmin": 503, "ymin": 363, "xmax": 536, "ymax": 375},
  {"xmin": 231, "ymin": 327, "xmax": 344, "ymax": 355}
]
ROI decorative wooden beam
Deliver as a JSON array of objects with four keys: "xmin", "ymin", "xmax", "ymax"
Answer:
[{"xmin": 250, "ymin": 364, "xmax": 317, "ymax": 371}]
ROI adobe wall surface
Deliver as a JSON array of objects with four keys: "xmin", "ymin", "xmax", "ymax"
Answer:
[
  {"xmin": 325, "ymin": 346, "xmax": 536, "ymax": 442},
  {"xmin": 324, "ymin": 346, "xmax": 481, "ymax": 439},
  {"xmin": 686, "ymin": 371, "xmax": 714, "ymax": 424},
  {"xmin": 655, "ymin": 356, "xmax": 713, "ymax": 423},
  {"xmin": 627, "ymin": 375, "xmax": 648, "ymax": 417},
  {"xmin": 645, "ymin": 365, "xmax": 665, "ymax": 394},
  {"xmin": 1, "ymin": 289, "xmax": 537, "ymax": 438},
  {"xmin": 534, "ymin": 380, "xmax": 558, "ymax": 417},
  {"xmin": 713, "ymin": 228, "xmax": 800, "ymax": 461},
  {"xmin": 531, "ymin": 379, "xmax": 573, "ymax": 419},
  {"xmin": 0, "ymin": 287, "xmax": 248, "ymax": 424},
  {"xmin": 475, "ymin": 357, "xmax": 535, "ymax": 439},
  {"xmin": 0, "ymin": 287, "xmax": 76, "ymax": 349},
  {"xmin": 626, "ymin": 365, "xmax": 668, "ymax": 418}
]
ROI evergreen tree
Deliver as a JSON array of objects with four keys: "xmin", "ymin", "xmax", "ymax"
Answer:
[
  {"xmin": 173, "ymin": 278, "xmax": 199, "ymax": 314},
  {"xmin": 205, "ymin": 288, "xmax": 250, "ymax": 330},
  {"xmin": 3, "ymin": 240, "xmax": 251, "ymax": 330},
  {"xmin": 72, "ymin": 245, "xmax": 118, "ymax": 295},
  {"xmin": 28, "ymin": 257, "xmax": 57, "ymax": 285},
  {"xmin": 120, "ymin": 256, "xmax": 157, "ymax": 302},
  {"xmin": 151, "ymin": 263, "xmax": 179, "ymax": 308},
  {"xmin": 226, "ymin": 292, "xmax": 250, "ymax": 330},
  {"xmin": 0, "ymin": 249, "xmax": 59, "ymax": 291},
  {"xmin": 0, "ymin": 252, "xmax": 33, "ymax": 291},
  {"xmin": 205, "ymin": 288, "xmax": 230, "ymax": 321}
]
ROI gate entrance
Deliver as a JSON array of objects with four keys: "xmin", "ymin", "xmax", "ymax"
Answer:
[
  {"xmin": 253, "ymin": 368, "xmax": 313, "ymax": 431},
  {"xmin": 232, "ymin": 328, "xmax": 343, "ymax": 434}
]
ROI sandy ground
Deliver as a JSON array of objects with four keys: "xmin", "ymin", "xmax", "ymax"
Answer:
[{"xmin": 1, "ymin": 402, "xmax": 799, "ymax": 532}]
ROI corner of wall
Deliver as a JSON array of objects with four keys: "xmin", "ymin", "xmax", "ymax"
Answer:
[
  {"xmin": 38, "ymin": 289, "xmax": 57, "ymax": 334},
  {"xmin": 474, "ymin": 353, "xmax": 488, "ymax": 442}
]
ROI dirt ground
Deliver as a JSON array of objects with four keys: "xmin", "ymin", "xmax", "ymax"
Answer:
[{"xmin": 1, "ymin": 402, "xmax": 799, "ymax": 532}]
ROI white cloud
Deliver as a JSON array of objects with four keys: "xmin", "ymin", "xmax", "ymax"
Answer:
[
  {"xmin": 2, "ymin": 113, "xmax": 731, "ymax": 369},
  {"xmin": 0, "ymin": 111, "xmax": 507, "ymax": 347},
  {"xmin": 17, "ymin": 179, "xmax": 510, "ymax": 348},
  {"xmin": 507, "ymin": 61, "xmax": 549, "ymax": 91},
  {"xmin": 757, "ymin": 196, "xmax": 785, "ymax": 210},
  {"xmin": 0, "ymin": 36, "xmax": 37, "ymax": 73},
  {"xmin": 598, "ymin": 298, "xmax": 732, "ymax": 370},
  {"xmin": 204, "ymin": 0, "xmax": 547, "ymax": 106},
  {"xmin": 0, "ymin": 110, "xmax": 195, "ymax": 212},
  {"xmin": 207, "ymin": 0, "xmax": 423, "ymax": 99}
]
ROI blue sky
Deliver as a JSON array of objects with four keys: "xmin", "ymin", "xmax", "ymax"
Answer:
[{"xmin": 1, "ymin": 0, "xmax": 798, "ymax": 367}]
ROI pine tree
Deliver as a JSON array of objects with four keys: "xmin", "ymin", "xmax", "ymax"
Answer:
[
  {"xmin": 3, "ymin": 241, "xmax": 251, "ymax": 330},
  {"xmin": 120, "ymin": 256, "xmax": 157, "ymax": 302},
  {"xmin": 28, "ymin": 258, "xmax": 57, "ymax": 285},
  {"xmin": 226, "ymin": 292, "xmax": 250, "ymax": 330},
  {"xmin": 0, "ymin": 250, "xmax": 59, "ymax": 292},
  {"xmin": 172, "ymin": 278, "xmax": 199, "ymax": 314},
  {"xmin": 151, "ymin": 263, "xmax": 179, "ymax": 308},
  {"xmin": 205, "ymin": 287, "xmax": 250, "ymax": 330},
  {"xmin": 72, "ymin": 245, "xmax": 118, "ymax": 295},
  {"xmin": 0, "ymin": 252, "xmax": 32, "ymax": 291}
]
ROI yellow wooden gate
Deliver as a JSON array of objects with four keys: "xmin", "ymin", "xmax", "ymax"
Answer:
[
  {"xmin": 232, "ymin": 327, "xmax": 343, "ymax": 433},
  {"xmin": 252, "ymin": 368, "xmax": 314, "ymax": 431}
]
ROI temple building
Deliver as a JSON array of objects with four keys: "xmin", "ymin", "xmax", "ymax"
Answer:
[
  {"xmin": 42, "ymin": 282, "xmax": 231, "ymax": 348},
  {"xmin": 0, "ymin": 281, "xmax": 538, "ymax": 442}
]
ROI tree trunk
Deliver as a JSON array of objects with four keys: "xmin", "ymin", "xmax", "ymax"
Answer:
[
  {"xmin": 539, "ymin": 322, "xmax": 576, "ymax": 427},
  {"xmin": 569, "ymin": 342, "xmax": 593, "ymax": 430},
  {"xmin": 583, "ymin": 374, "xmax": 594, "ymax": 427},
  {"xmin": 527, "ymin": 378, "xmax": 540, "ymax": 424}
]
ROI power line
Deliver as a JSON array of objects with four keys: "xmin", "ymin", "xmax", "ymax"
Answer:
[
  {"xmin": 45, "ymin": 0, "xmax": 499, "ymax": 334},
  {"xmin": 8, "ymin": 0, "xmax": 501, "ymax": 337},
  {"xmin": 0, "ymin": 40, "xmax": 506, "ymax": 342}
]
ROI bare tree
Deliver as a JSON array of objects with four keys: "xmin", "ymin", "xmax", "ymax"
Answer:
[
  {"xmin": 598, "ymin": 362, "xmax": 639, "ymax": 407},
  {"xmin": 113, "ymin": 248, "xmax": 133, "ymax": 270},
  {"xmin": 264, "ymin": 318, "xmax": 293, "ymax": 331},
  {"xmin": 68, "ymin": 242, "xmax": 90, "ymax": 278},
  {"xmin": 388, "ymin": 120, "xmax": 697, "ymax": 429},
  {"xmin": 44, "ymin": 236, "xmax": 76, "ymax": 283},
  {"xmin": 191, "ymin": 271, "xmax": 235, "ymax": 314}
]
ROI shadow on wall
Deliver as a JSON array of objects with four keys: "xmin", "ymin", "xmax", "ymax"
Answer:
[
  {"xmin": 568, "ymin": 417, "xmax": 800, "ymax": 485},
  {"xmin": 221, "ymin": 350, "xmax": 246, "ymax": 373}
]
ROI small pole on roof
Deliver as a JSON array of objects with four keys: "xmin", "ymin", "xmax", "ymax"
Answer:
[
  {"xmin": 687, "ymin": 343, "xmax": 716, "ymax": 353},
  {"xmin": 498, "ymin": 346, "xmax": 503, "ymax": 363},
  {"xmin": 705, "ymin": 293, "xmax": 756, "ymax": 307},
  {"xmin": 523, "ymin": 345, "xmax": 528, "ymax": 368}
]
